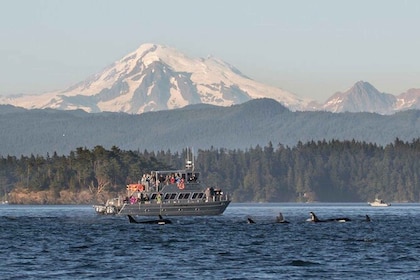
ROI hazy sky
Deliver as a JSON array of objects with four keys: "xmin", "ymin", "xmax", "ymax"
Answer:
[{"xmin": 1, "ymin": 0, "xmax": 419, "ymax": 102}]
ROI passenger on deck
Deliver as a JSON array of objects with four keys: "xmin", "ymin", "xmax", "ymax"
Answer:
[
  {"xmin": 204, "ymin": 187, "xmax": 215, "ymax": 202},
  {"xmin": 150, "ymin": 175, "xmax": 156, "ymax": 189},
  {"xmin": 205, "ymin": 188, "xmax": 210, "ymax": 202},
  {"xmin": 175, "ymin": 173, "xmax": 181, "ymax": 184},
  {"xmin": 129, "ymin": 196, "xmax": 137, "ymax": 204},
  {"xmin": 189, "ymin": 174, "xmax": 197, "ymax": 182},
  {"xmin": 156, "ymin": 193, "xmax": 162, "ymax": 204},
  {"xmin": 209, "ymin": 187, "xmax": 215, "ymax": 202},
  {"xmin": 159, "ymin": 174, "xmax": 165, "ymax": 184},
  {"xmin": 141, "ymin": 174, "xmax": 147, "ymax": 185},
  {"xmin": 143, "ymin": 174, "xmax": 151, "ymax": 191}
]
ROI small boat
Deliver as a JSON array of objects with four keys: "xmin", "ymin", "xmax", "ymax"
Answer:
[
  {"xmin": 93, "ymin": 155, "xmax": 231, "ymax": 216},
  {"xmin": 369, "ymin": 198, "xmax": 391, "ymax": 207}
]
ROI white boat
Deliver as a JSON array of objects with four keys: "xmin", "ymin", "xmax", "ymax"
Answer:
[{"xmin": 369, "ymin": 198, "xmax": 391, "ymax": 207}]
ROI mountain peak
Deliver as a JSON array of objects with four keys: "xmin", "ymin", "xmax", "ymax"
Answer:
[
  {"xmin": 0, "ymin": 43, "xmax": 309, "ymax": 114},
  {"xmin": 322, "ymin": 81, "xmax": 396, "ymax": 114},
  {"xmin": 351, "ymin": 81, "xmax": 377, "ymax": 93}
]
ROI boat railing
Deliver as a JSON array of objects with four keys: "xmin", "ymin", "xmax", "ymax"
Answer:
[{"xmin": 117, "ymin": 202, "xmax": 127, "ymax": 214}]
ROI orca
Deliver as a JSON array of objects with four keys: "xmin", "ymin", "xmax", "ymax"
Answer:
[
  {"xmin": 246, "ymin": 214, "xmax": 290, "ymax": 224},
  {"xmin": 247, "ymin": 217, "xmax": 256, "ymax": 224},
  {"xmin": 365, "ymin": 214, "xmax": 371, "ymax": 222},
  {"xmin": 127, "ymin": 214, "xmax": 172, "ymax": 225},
  {"xmin": 276, "ymin": 212, "xmax": 290, "ymax": 224},
  {"xmin": 309, "ymin": 211, "xmax": 351, "ymax": 223}
]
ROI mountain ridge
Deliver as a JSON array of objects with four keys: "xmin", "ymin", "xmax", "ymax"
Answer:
[
  {"xmin": 318, "ymin": 81, "xmax": 420, "ymax": 114},
  {"xmin": 1, "ymin": 44, "xmax": 419, "ymax": 115},
  {"xmin": 1, "ymin": 99, "xmax": 419, "ymax": 156}
]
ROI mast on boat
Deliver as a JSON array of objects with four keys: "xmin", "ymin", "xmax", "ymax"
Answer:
[{"xmin": 185, "ymin": 147, "xmax": 194, "ymax": 171}]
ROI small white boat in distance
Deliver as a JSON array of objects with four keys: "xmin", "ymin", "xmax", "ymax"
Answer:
[{"xmin": 369, "ymin": 198, "xmax": 391, "ymax": 207}]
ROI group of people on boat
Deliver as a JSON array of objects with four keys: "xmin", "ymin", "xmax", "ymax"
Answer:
[
  {"xmin": 137, "ymin": 171, "xmax": 199, "ymax": 192},
  {"xmin": 124, "ymin": 193, "xmax": 151, "ymax": 204}
]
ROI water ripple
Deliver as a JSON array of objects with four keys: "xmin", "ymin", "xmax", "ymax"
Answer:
[{"xmin": 1, "ymin": 204, "xmax": 420, "ymax": 279}]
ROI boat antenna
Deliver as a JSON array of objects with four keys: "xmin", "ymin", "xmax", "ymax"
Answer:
[
  {"xmin": 185, "ymin": 147, "xmax": 194, "ymax": 171},
  {"xmin": 192, "ymin": 147, "xmax": 195, "ymax": 172}
]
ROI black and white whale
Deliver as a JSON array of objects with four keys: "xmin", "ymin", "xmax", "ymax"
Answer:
[
  {"xmin": 246, "ymin": 213, "xmax": 290, "ymax": 224},
  {"xmin": 276, "ymin": 212, "xmax": 290, "ymax": 223},
  {"xmin": 247, "ymin": 216, "xmax": 256, "ymax": 224},
  {"xmin": 308, "ymin": 211, "xmax": 351, "ymax": 223},
  {"xmin": 127, "ymin": 214, "xmax": 172, "ymax": 225}
]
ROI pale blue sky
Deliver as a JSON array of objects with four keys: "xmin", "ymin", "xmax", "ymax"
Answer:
[{"xmin": 1, "ymin": 0, "xmax": 419, "ymax": 102}]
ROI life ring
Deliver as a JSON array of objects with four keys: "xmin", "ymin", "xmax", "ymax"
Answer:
[{"xmin": 177, "ymin": 178, "xmax": 185, "ymax": 190}]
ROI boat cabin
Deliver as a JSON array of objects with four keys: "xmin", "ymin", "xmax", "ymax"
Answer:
[{"xmin": 122, "ymin": 170, "xmax": 225, "ymax": 204}]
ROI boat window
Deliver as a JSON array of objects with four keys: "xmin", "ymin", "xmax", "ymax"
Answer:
[
  {"xmin": 192, "ymin": 193, "xmax": 198, "ymax": 199},
  {"xmin": 164, "ymin": 193, "xmax": 171, "ymax": 199},
  {"xmin": 178, "ymin": 193, "xmax": 191, "ymax": 199},
  {"xmin": 197, "ymin": 193, "xmax": 204, "ymax": 199},
  {"xmin": 150, "ymin": 193, "xmax": 157, "ymax": 200},
  {"xmin": 178, "ymin": 193, "xmax": 190, "ymax": 199},
  {"xmin": 170, "ymin": 193, "xmax": 177, "ymax": 199}
]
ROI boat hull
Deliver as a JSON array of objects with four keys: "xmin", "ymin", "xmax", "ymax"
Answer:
[
  {"xmin": 369, "ymin": 198, "xmax": 391, "ymax": 207},
  {"xmin": 94, "ymin": 200, "xmax": 231, "ymax": 216},
  {"xmin": 369, "ymin": 202, "xmax": 390, "ymax": 207}
]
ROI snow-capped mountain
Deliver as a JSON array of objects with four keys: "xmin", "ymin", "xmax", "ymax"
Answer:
[
  {"xmin": 1, "ymin": 44, "xmax": 419, "ymax": 115},
  {"xmin": 395, "ymin": 88, "xmax": 420, "ymax": 111},
  {"xmin": 0, "ymin": 43, "xmax": 310, "ymax": 114},
  {"xmin": 320, "ymin": 81, "xmax": 420, "ymax": 114},
  {"xmin": 321, "ymin": 81, "xmax": 396, "ymax": 114}
]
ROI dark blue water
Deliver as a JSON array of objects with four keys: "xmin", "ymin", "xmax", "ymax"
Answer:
[{"xmin": 1, "ymin": 203, "xmax": 419, "ymax": 279}]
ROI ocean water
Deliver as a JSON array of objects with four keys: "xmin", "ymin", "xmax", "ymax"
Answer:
[{"xmin": 1, "ymin": 203, "xmax": 419, "ymax": 280}]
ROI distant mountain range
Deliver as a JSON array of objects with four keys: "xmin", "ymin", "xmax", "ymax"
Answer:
[
  {"xmin": 1, "ymin": 99, "xmax": 419, "ymax": 156},
  {"xmin": 1, "ymin": 43, "xmax": 419, "ymax": 115},
  {"xmin": 318, "ymin": 81, "xmax": 420, "ymax": 114}
]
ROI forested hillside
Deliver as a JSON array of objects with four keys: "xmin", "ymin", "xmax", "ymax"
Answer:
[
  {"xmin": 2, "ymin": 138, "xmax": 419, "ymax": 204},
  {"xmin": 1, "ymin": 99, "xmax": 420, "ymax": 156}
]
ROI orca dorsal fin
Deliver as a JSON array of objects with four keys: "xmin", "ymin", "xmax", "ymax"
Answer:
[
  {"xmin": 310, "ymin": 212, "xmax": 320, "ymax": 222},
  {"xmin": 127, "ymin": 215, "xmax": 138, "ymax": 224},
  {"xmin": 247, "ymin": 217, "xmax": 256, "ymax": 224}
]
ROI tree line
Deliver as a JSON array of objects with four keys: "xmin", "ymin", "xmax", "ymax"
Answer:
[{"xmin": 1, "ymin": 138, "xmax": 420, "ymax": 203}]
